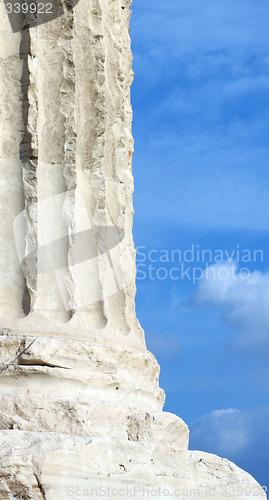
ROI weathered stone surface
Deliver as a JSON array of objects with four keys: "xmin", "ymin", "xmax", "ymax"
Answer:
[
  {"xmin": 0, "ymin": 0, "xmax": 266, "ymax": 498},
  {"xmin": 0, "ymin": 431, "xmax": 265, "ymax": 500}
]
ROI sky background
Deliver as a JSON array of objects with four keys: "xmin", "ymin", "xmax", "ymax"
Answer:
[{"xmin": 131, "ymin": 0, "xmax": 269, "ymax": 489}]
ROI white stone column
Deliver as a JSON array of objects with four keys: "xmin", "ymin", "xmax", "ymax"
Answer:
[
  {"xmin": 0, "ymin": 0, "xmax": 145, "ymax": 347},
  {"xmin": 0, "ymin": 8, "xmax": 26, "ymax": 319},
  {"xmin": 0, "ymin": 0, "xmax": 163, "ymax": 420}
]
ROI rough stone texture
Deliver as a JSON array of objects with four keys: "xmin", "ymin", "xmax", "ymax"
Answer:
[{"xmin": 0, "ymin": 1, "xmax": 266, "ymax": 499}]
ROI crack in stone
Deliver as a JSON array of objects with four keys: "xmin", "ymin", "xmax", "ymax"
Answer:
[
  {"xmin": 0, "ymin": 339, "xmax": 36, "ymax": 374},
  {"xmin": 17, "ymin": 359, "xmax": 71, "ymax": 370},
  {"xmin": 33, "ymin": 472, "xmax": 47, "ymax": 500}
]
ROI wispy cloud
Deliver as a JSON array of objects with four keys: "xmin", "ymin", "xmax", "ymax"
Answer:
[
  {"xmin": 190, "ymin": 408, "xmax": 250, "ymax": 455},
  {"xmin": 194, "ymin": 262, "xmax": 269, "ymax": 357},
  {"xmin": 132, "ymin": 0, "xmax": 269, "ymax": 487},
  {"xmin": 132, "ymin": 0, "xmax": 269, "ymax": 56},
  {"xmin": 132, "ymin": 0, "xmax": 269, "ymax": 233},
  {"xmin": 189, "ymin": 406, "xmax": 269, "ymax": 486}
]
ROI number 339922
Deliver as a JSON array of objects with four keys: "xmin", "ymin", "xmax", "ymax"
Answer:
[{"xmin": 5, "ymin": 3, "xmax": 53, "ymax": 14}]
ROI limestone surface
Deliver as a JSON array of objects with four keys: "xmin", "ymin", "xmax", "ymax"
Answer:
[{"xmin": 0, "ymin": 0, "xmax": 266, "ymax": 499}]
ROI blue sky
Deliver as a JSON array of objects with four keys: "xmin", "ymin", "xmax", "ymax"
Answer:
[{"xmin": 131, "ymin": 0, "xmax": 269, "ymax": 489}]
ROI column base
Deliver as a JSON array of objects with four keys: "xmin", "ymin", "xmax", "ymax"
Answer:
[{"xmin": 0, "ymin": 430, "xmax": 265, "ymax": 500}]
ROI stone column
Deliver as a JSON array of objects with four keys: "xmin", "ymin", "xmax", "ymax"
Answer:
[
  {"xmin": 0, "ymin": 0, "xmax": 144, "ymax": 342},
  {"xmin": 0, "ymin": 1, "xmax": 265, "ymax": 499}
]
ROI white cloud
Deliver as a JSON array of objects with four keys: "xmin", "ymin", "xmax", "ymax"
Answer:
[
  {"xmin": 190, "ymin": 408, "xmax": 250, "ymax": 455},
  {"xmin": 194, "ymin": 262, "xmax": 269, "ymax": 356},
  {"xmin": 189, "ymin": 406, "xmax": 269, "ymax": 486}
]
